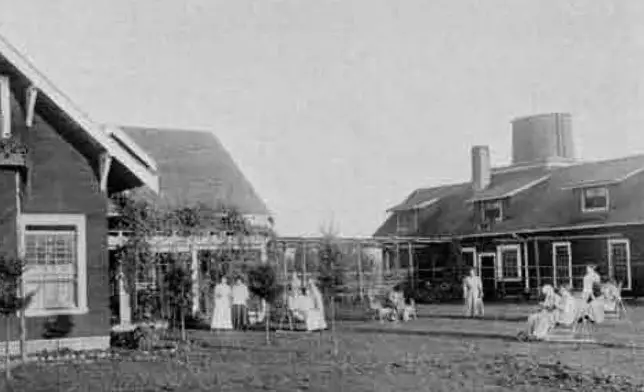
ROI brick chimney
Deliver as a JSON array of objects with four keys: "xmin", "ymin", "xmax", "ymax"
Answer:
[{"xmin": 471, "ymin": 145, "xmax": 491, "ymax": 191}]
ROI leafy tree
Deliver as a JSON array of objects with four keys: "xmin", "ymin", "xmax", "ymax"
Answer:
[
  {"xmin": 0, "ymin": 255, "xmax": 34, "ymax": 380},
  {"xmin": 163, "ymin": 257, "xmax": 193, "ymax": 341},
  {"xmin": 247, "ymin": 263, "xmax": 282, "ymax": 343}
]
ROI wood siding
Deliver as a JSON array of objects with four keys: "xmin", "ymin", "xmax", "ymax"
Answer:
[{"xmin": 0, "ymin": 88, "xmax": 109, "ymax": 341}]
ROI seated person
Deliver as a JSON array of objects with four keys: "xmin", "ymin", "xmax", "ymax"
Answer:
[
  {"xmin": 521, "ymin": 285, "xmax": 562, "ymax": 340},
  {"xmin": 287, "ymin": 287, "xmax": 306, "ymax": 322},
  {"xmin": 556, "ymin": 284, "xmax": 578, "ymax": 326},
  {"xmin": 387, "ymin": 286, "xmax": 406, "ymax": 320},
  {"xmin": 600, "ymin": 280, "xmax": 620, "ymax": 312}
]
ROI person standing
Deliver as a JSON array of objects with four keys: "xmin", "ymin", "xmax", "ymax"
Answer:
[
  {"xmin": 463, "ymin": 267, "xmax": 484, "ymax": 318},
  {"xmin": 582, "ymin": 264, "xmax": 601, "ymax": 303},
  {"xmin": 211, "ymin": 276, "xmax": 233, "ymax": 330},
  {"xmin": 231, "ymin": 276, "xmax": 250, "ymax": 331}
]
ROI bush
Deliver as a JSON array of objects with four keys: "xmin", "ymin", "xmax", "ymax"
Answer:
[
  {"xmin": 247, "ymin": 264, "xmax": 282, "ymax": 304},
  {"xmin": 110, "ymin": 326, "xmax": 160, "ymax": 351},
  {"xmin": 42, "ymin": 315, "xmax": 75, "ymax": 339}
]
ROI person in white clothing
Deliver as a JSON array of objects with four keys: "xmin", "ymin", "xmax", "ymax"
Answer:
[
  {"xmin": 211, "ymin": 277, "xmax": 233, "ymax": 330},
  {"xmin": 305, "ymin": 278, "xmax": 327, "ymax": 331},
  {"xmin": 582, "ymin": 265, "xmax": 601, "ymax": 303},
  {"xmin": 231, "ymin": 277, "xmax": 250, "ymax": 331}
]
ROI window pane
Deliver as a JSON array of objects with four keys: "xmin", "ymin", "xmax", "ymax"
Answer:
[
  {"xmin": 501, "ymin": 249, "xmax": 519, "ymax": 278},
  {"xmin": 24, "ymin": 229, "xmax": 78, "ymax": 311},
  {"xmin": 611, "ymin": 243, "xmax": 629, "ymax": 287},
  {"xmin": 583, "ymin": 187, "xmax": 608, "ymax": 209},
  {"xmin": 554, "ymin": 245, "xmax": 571, "ymax": 288},
  {"xmin": 462, "ymin": 251, "xmax": 475, "ymax": 267}
]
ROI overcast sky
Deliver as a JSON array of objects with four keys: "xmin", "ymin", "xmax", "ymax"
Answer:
[{"xmin": 0, "ymin": 0, "xmax": 643, "ymax": 236}]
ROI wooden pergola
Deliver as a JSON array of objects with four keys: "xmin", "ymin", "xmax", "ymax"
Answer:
[{"xmin": 274, "ymin": 235, "xmax": 451, "ymax": 297}]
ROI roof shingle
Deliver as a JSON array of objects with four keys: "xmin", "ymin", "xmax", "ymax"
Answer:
[{"xmin": 120, "ymin": 126, "xmax": 270, "ymax": 216}]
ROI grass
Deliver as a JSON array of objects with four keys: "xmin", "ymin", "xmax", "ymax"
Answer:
[{"xmin": 2, "ymin": 303, "xmax": 644, "ymax": 391}]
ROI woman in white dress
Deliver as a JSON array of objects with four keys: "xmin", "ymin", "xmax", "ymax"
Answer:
[
  {"xmin": 211, "ymin": 277, "xmax": 233, "ymax": 330},
  {"xmin": 305, "ymin": 278, "xmax": 327, "ymax": 331}
]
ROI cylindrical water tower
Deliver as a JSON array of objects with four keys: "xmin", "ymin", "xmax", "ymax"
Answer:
[{"xmin": 511, "ymin": 113, "xmax": 575, "ymax": 166}]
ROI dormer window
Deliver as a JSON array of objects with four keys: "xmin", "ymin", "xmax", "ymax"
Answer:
[
  {"xmin": 396, "ymin": 211, "xmax": 417, "ymax": 234},
  {"xmin": 581, "ymin": 186, "xmax": 609, "ymax": 213},
  {"xmin": 481, "ymin": 200, "xmax": 503, "ymax": 222}
]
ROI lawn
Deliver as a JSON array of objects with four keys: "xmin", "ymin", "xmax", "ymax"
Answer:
[{"xmin": 2, "ymin": 303, "xmax": 644, "ymax": 391}]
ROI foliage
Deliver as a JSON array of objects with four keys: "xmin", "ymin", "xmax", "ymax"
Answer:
[
  {"xmin": 42, "ymin": 315, "xmax": 75, "ymax": 339},
  {"xmin": 316, "ymin": 229, "xmax": 347, "ymax": 298},
  {"xmin": 0, "ymin": 255, "xmax": 33, "ymax": 316},
  {"xmin": 247, "ymin": 264, "xmax": 283, "ymax": 304},
  {"xmin": 162, "ymin": 258, "xmax": 193, "ymax": 325},
  {"xmin": 110, "ymin": 326, "xmax": 160, "ymax": 351}
]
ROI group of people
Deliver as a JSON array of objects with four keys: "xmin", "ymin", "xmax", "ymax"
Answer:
[
  {"xmin": 210, "ymin": 276, "xmax": 252, "ymax": 331},
  {"xmin": 286, "ymin": 272, "xmax": 328, "ymax": 331},
  {"xmin": 462, "ymin": 264, "xmax": 623, "ymax": 341},
  {"xmin": 520, "ymin": 265, "xmax": 620, "ymax": 341}
]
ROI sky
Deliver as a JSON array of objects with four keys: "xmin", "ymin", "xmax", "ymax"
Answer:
[{"xmin": 0, "ymin": 0, "xmax": 643, "ymax": 237}]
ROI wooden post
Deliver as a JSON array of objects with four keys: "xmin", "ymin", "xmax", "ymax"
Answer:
[
  {"xmin": 302, "ymin": 242, "xmax": 307, "ymax": 285},
  {"xmin": 356, "ymin": 241, "xmax": 364, "ymax": 300},
  {"xmin": 523, "ymin": 241, "xmax": 529, "ymax": 292},
  {"xmin": 190, "ymin": 245, "xmax": 199, "ymax": 315},
  {"xmin": 16, "ymin": 172, "xmax": 26, "ymax": 362},
  {"xmin": 408, "ymin": 241, "xmax": 414, "ymax": 290},
  {"xmin": 533, "ymin": 239, "xmax": 541, "ymax": 288}
]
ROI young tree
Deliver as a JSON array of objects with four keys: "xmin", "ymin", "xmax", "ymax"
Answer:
[
  {"xmin": 0, "ymin": 255, "xmax": 34, "ymax": 380},
  {"xmin": 163, "ymin": 258, "xmax": 193, "ymax": 341},
  {"xmin": 246, "ymin": 263, "xmax": 282, "ymax": 344}
]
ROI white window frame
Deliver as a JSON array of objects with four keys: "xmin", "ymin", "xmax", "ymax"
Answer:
[
  {"xmin": 607, "ymin": 238, "xmax": 632, "ymax": 291},
  {"xmin": 551, "ymin": 241, "xmax": 573, "ymax": 288},
  {"xmin": 20, "ymin": 214, "xmax": 88, "ymax": 317},
  {"xmin": 496, "ymin": 244, "xmax": 522, "ymax": 281},
  {"xmin": 481, "ymin": 200, "xmax": 503, "ymax": 223},
  {"xmin": 0, "ymin": 75, "xmax": 10, "ymax": 138},
  {"xmin": 581, "ymin": 186, "xmax": 609, "ymax": 213},
  {"xmin": 461, "ymin": 247, "xmax": 479, "ymax": 275}
]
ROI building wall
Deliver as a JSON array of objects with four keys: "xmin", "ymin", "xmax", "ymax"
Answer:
[
  {"xmin": 0, "ymin": 91, "xmax": 109, "ymax": 342},
  {"xmin": 458, "ymin": 225, "xmax": 644, "ymax": 298}
]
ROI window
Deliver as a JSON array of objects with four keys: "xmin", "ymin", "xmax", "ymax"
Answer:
[
  {"xmin": 497, "ymin": 244, "xmax": 521, "ymax": 280},
  {"xmin": 608, "ymin": 239, "xmax": 632, "ymax": 290},
  {"xmin": 461, "ymin": 247, "xmax": 477, "ymax": 270},
  {"xmin": 481, "ymin": 200, "xmax": 503, "ymax": 222},
  {"xmin": 396, "ymin": 211, "xmax": 416, "ymax": 234},
  {"xmin": 0, "ymin": 76, "xmax": 10, "ymax": 138},
  {"xmin": 581, "ymin": 186, "xmax": 609, "ymax": 212},
  {"xmin": 21, "ymin": 214, "xmax": 87, "ymax": 317},
  {"xmin": 552, "ymin": 242, "xmax": 572, "ymax": 288}
]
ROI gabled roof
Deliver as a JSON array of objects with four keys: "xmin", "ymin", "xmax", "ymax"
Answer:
[
  {"xmin": 119, "ymin": 126, "xmax": 270, "ymax": 216},
  {"xmin": 374, "ymin": 154, "xmax": 644, "ymax": 238},
  {"xmin": 387, "ymin": 183, "xmax": 464, "ymax": 212},
  {"xmin": 0, "ymin": 34, "xmax": 158, "ymax": 193},
  {"xmin": 468, "ymin": 167, "xmax": 551, "ymax": 202}
]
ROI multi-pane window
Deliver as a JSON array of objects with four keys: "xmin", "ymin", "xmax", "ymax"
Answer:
[
  {"xmin": 552, "ymin": 242, "xmax": 572, "ymax": 288},
  {"xmin": 21, "ymin": 214, "xmax": 87, "ymax": 317},
  {"xmin": 608, "ymin": 239, "xmax": 632, "ymax": 290},
  {"xmin": 481, "ymin": 200, "xmax": 503, "ymax": 222},
  {"xmin": 581, "ymin": 186, "xmax": 609, "ymax": 212},
  {"xmin": 498, "ymin": 245, "xmax": 521, "ymax": 280},
  {"xmin": 461, "ymin": 248, "xmax": 477, "ymax": 270}
]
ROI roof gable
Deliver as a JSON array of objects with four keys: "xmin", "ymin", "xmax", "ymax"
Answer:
[
  {"xmin": 0, "ymin": 35, "xmax": 158, "ymax": 193},
  {"xmin": 120, "ymin": 126, "xmax": 270, "ymax": 216}
]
